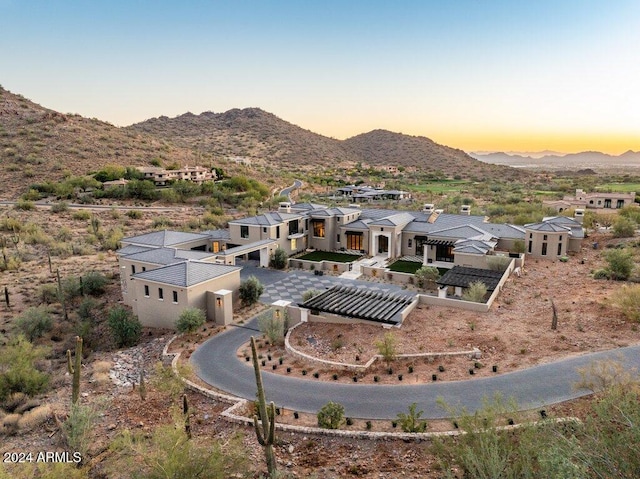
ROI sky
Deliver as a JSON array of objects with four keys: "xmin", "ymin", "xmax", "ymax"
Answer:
[{"xmin": 1, "ymin": 0, "xmax": 639, "ymax": 155}]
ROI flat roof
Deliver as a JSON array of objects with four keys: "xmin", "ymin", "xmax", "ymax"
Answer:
[{"xmin": 437, "ymin": 266, "xmax": 504, "ymax": 292}]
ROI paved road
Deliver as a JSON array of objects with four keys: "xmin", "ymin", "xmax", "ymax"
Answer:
[
  {"xmin": 191, "ymin": 317, "xmax": 640, "ymax": 419},
  {"xmin": 279, "ymin": 180, "xmax": 302, "ymax": 202}
]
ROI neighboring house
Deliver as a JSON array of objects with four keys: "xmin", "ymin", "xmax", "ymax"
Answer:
[
  {"xmin": 544, "ymin": 188, "xmax": 636, "ymax": 212},
  {"xmin": 137, "ymin": 166, "xmax": 216, "ymax": 186},
  {"xmin": 335, "ymin": 185, "xmax": 411, "ymax": 202},
  {"xmin": 524, "ymin": 216, "xmax": 584, "ymax": 258}
]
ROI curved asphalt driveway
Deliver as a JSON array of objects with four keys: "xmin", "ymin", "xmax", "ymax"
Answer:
[{"xmin": 191, "ymin": 318, "xmax": 640, "ymax": 419}]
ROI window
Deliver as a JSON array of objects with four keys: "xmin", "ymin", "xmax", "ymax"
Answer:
[
  {"xmin": 408, "ymin": 239, "xmax": 413, "ymax": 248},
  {"xmin": 276, "ymin": 226, "xmax": 280, "ymax": 239},
  {"xmin": 346, "ymin": 232, "xmax": 363, "ymax": 250},
  {"xmin": 337, "ymin": 234, "xmax": 340, "ymax": 243},
  {"xmin": 241, "ymin": 225, "xmax": 249, "ymax": 238},
  {"xmin": 528, "ymin": 240, "xmax": 532, "ymax": 253},
  {"xmin": 543, "ymin": 235, "xmax": 548, "ymax": 241},
  {"xmin": 144, "ymin": 285, "xmax": 149, "ymax": 297},
  {"xmin": 436, "ymin": 244, "xmax": 454, "ymax": 262},
  {"xmin": 415, "ymin": 236, "xmax": 429, "ymax": 256},
  {"xmin": 617, "ymin": 199, "xmax": 625, "ymax": 208},
  {"xmin": 131, "ymin": 265, "xmax": 136, "ymax": 274},
  {"xmin": 158, "ymin": 288, "xmax": 163, "ymax": 300},
  {"xmin": 305, "ymin": 219, "xmax": 309, "ymax": 230},
  {"xmin": 557, "ymin": 242, "xmax": 562, "ymax": 255},
  {"xmin": 142, "ymin": 267, "xmax": 146, "ymax": 272},
  {"xmin": 263, "ymin": 227, "xmax": 267, "ymax": 233},
  {"xmin": 312, "ymin": 219, "xmax": 325, "ymax": 238},
  {"xmin": 212, "ymin": 241, "xmax": 219, "ymax": 253},
  {"xmin": 288, "ymin": 220, "xmax": 299, "ymax": 236},
  {"xmin": 529, "ymin": 233, "xmax": 533, "ymax": 239},
  {"xmin": 291, "ymin": 238, "xmax": 297, "ymax": 249},
  {"xmin": 541, "ymin": 243, "xmax": 548, "ymax": 256},
  {"xmin": 172, "ymin": 291, "xmax": 178, "ymax": 303}
]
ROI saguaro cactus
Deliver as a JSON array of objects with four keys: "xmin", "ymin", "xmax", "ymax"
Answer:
[
  {"xmin": 250, "ymin": 336, "xmax": 277, "ymax": 477},
  {"xmin": 67, "ymin": 336, "xmax": 83, "ymax": 405}
]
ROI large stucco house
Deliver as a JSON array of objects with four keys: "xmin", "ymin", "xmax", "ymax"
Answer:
[
  {"xmin": 117, "ymin": 202, "xmax": 584, "ymax": 328},
  {"xmin": 544, "ymin": 188, "xmax": 636, "ymax": 212}
]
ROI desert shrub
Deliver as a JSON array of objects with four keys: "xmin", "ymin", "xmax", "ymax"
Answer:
[
  {"xmin": 14, "ymin": 199, "xmax": 34, "ymax": 210},
  {"xmin": 486, "ymin": 255, "xmax": 511, "ymax": 271},
  {"xmin": 72, "ymin": 210, "xmax": 91, "ymax": 221},
  {"xmin": 62, "ymin": 403, "xmax": 100, "ymax": 458},
  {"xmin": 17, "ymin": 404, "xmax": 51, "ymax": 432},
  {"xmin": 56, "ymin": 226, "xmax": 73, "ymax": 242},
  {"xmin": 39, "ymin": 283, "xmax": 60, "ymax": 304},
  {"xmin": 62, "ymin": 276, "xmax": 82, "ymax": 302},
  {"xmin": 21, "ymin": 188, "xmax": 41, "ymax": 201},
  {"xmin": 24, "ymin": 226, "xmax": 51, "ymax": 246},
  {"xmin": 15, "ymin": 306, "xmax": 53, "ymax": 341},
  {"xmin": 81, "ymin": 271, "xmax": 107, "ymax": 296},
  {"xmin": 592, "ymin": 268, "xmax": 610, "ymax": 280},
  {"xmin": 603, "ymin": 248, "xmax": 634, "ymax": 280},
  {"xmin": 126, "ymin": 209, "xmax": 142, "ymax": 219},
  {"xmin": 414, "ymin": 266, "xmax": 440, "ymax": 289},
  {"xmin": 317, "ymin": 401, "xmax": 344, "ymax": 429},
  {"xmin": 0, "ymin": 462, "xmax": 89, "ymax": 479},
  {"xmin": 101, "ymin": 227, "xmax": 123, "ymax": 251},
  {"xmin": 0, "ymin": 335, "xmax": 50, "ymax": 401},
  {"xmin": 175, "ymin": 307, "xmax": 206, "ymax": 333},
  {"xmin": 239, "ymin": 275, "xmax": 264, "ymax": 306},
  {"xmin": 109, "ymin": 422, "xmax": 248, "ymax": 479},
  {"xmin": 257, "ymin": 309, "xmax": 285, "ymax": 345},
  {"xmin": 107, "ymin": 306, "xmax": 141, "ymax": 347},
  {"xmin": 461, "ymin": 281, "xmax": 488, "ymax": 303},
  {"xmin": 152, "ymin": 216, "xmax": 173, "ymax": 228},
  {"xmin": 396, "ymin": 402, "xmax": 428, "ymax": 433},
  {"xmin": 301, "ymin": 288, "xmax": 323, "ymax": 302},
  {"xmin": 50, "ymin": 202, "xmax": 69, "ymax": 213},
  {"xmin": 269, "ymin": 247, "xmax": 288, "ymax": 269},
  {"xmin": 612, "ymin": 216, "xmax": 636, "ymax": 238},
  {"xmin": 612, "ymin": 285, "xmax": 640, "ymax": 322},
  {"xmin": 77, "ymin": 297, "xmax": 98, "ymax": 321}
]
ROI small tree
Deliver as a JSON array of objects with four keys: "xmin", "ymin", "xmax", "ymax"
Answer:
[
  {"xmin": 269, "ymin": 247, "xmax": 288, "ymax": 270},
  {"xmin": 461, "ymin": 281, "xmax": 487, "ymax": 303},
  {"xmin": 239, "ymin": 275, "xmax": 264, "ymax": 306},
  {"xmin": 257, "ymin": 309, "xmax": 285, "ymax": 345},
  {"xmin": 0, "ymin": 335, "xmax": 50, "ymax": 400},
  {"xmin": 107, "ymin": 306, "xmax": 141, "ymax": 347},
  {"xmin": 81, "ymin": 271, "xmax": 107, "ymax": 296},
  {"xmin": 375, "ymin": 332, "xmax": 397, "ymax": 366},
  {"xmin": 397, "ymin": 402, "xmax": 428, "ymax": 433},
  {"xmin": 604, "ymin": 248, "xmax": 634, "ymax": 280},
  {"xmin": 612, "ymin": 216, "xmax": 636, "ymax": 238},
  {"xmin": 414, "ymin": 266, "xmax": 440, "ymax": 289},
  {"xmin": 317, "ymin": 401, "xmax": 344, "ymax": 429},
  {"xmin": 175, "ymin": 307, "xmax": 206, "ymax": 333},
  {"xmin": 15, "ymin": 306, "xmax": 53, "ymax": 341},
  {"xmin": 486, "ymin": 256, "xmax": 511, "ymax": 272}
]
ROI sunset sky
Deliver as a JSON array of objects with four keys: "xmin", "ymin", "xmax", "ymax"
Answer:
[{"xmin": 1, "ymin": 0, "xmax": 639, "ymax": 154}]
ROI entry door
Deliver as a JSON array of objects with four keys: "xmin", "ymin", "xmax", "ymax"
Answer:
[{"xmin": 378, "ymin": 235, "xmax": 389, "ymax": 254}]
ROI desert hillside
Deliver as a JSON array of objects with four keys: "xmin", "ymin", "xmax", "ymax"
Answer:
[
  {"xmin": 128, "ymin": 110, "xmax": 526, "ymax": 180},
  {"xmin": 0, "ymin": 86, "xmax": 195, "ymax": 198}
]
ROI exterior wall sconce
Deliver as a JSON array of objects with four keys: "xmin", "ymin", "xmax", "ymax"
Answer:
[
  {"xmin": 275, "ymin": 310, "xmax": 281, "ymax": 318},
  {"xmin": 216, "ymin": 298, "xmax": 222, "ymax": 307}
]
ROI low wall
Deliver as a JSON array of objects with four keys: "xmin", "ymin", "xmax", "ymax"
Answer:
[{"xmin": 289, "ymin": 258, "xmax": 352, "ymax": 273}]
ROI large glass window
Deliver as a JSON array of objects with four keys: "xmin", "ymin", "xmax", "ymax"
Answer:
[
  {"xmin": 346, "ymin": 232, "xmax": 363, "ymax": 250},
  {"xmin": 542, "ymin": 243, "xmax": 548, "ymax": 256},
  {"xmin": 415, "ymin": 236, "xmax": 429, "ymax": 256},
  {"xmin": 288, "ymin": 220, "xmax": 299, "ymax": 235},
  {"xmin": 240, "ymin": 225, "xmax": 249, "ymax": 238},
  {"xmin": 312, "ymin": 219, "xmax": 325, "ymax": 238},
  {"xmin": 435, "ymin": 244, "xmax": 454, "ymax": 262}
]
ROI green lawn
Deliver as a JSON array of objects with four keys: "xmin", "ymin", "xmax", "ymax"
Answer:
[
  {"xmin": 407, "ymin": 180, "xmax": 471, "ymax": 194},
  {"xmin": 297, "ymin": 251, "xmax": 362, "ymax": 263},
  {"xmin": 595, "ymin": 183, "xmax": 640, "ymax": 193},
  {"xmin": 388, "ymin": 260, "xmax": 423, "ymax": 273}
]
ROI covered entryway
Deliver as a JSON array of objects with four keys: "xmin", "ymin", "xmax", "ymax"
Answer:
[{"xmin": 216, "ymin": 239, "xmax": 277, "ymax": 267}]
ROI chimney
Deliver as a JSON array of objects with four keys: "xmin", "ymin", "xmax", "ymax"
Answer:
[
  {"xmin": 574, "ymin": 208, "xmax": 584, "ymax": 224},
  {"xmin": 460, "ymin": 205, "xmax": 471, "ymax": 215},
  {"xmin": 423, "ymin": 203, "xmax": 435, "ymax": 214},
  {"xmin": 278, "ymin": 202, "xmax": 291, "ymax": 213}
]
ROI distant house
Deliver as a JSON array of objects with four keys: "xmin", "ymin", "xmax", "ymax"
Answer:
[
  {"xmin": 336, "ymin": 185, "xmax": 411, "ymax": 202},
  {"xmin": 136, "ymin": 165, "xmax": 216, "ymax": 186},
  {"xmin": 544, "ymin": 188, "xmax": 636, "ymax": 212}
]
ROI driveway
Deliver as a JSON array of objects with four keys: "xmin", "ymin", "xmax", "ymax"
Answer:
[{"xmin": 190, "ymin": 316, "xmax": 640, "ymax": 419}]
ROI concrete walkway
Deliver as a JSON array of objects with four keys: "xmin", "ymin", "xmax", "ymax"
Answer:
[{"xmin": 190, "ymin": 316, "xmax": 640, "ymax": 420}]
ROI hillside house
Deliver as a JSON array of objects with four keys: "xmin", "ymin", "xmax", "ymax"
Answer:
[{"xmin": 544, "ymin": 188, "xmax": 636, "ymax": 212}]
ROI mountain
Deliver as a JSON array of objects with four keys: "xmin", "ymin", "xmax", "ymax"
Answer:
[
  {"xmin": 0, "ymin": 86, "xmax": 195, "ymax": 198},
  {"xmin": 128, "ymin": 110, "xmax": 526, "ymax": 181},
  {"xmin": 470, "ymin": 150, "xmax": 640, "ymax": 171}
]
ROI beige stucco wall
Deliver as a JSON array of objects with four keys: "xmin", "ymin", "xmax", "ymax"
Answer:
[
  {"xmin": 526, "ymin": 230, "xmax": 568, "ymax": 258},
  {"xmin": 131, "ymin": 270, "xmax": 241, "ymax": 329}
]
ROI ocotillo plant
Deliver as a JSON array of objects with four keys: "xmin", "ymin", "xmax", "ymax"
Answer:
[
  {"xmin": 67, "ymin": 336, "xmax": 83, "ymax": 405},
  {"xmin": 138, "ymin": 368, "xmax": 147, "ymax": 401},
  {"xmin": 183, "ymin": 393, "xmax": 191, "ymax": 439},
  {"xmin": 250, "ymin": 336, "xmax": 277, "ymax": 477}
]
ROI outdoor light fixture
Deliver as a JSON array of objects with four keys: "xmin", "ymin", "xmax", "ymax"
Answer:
[
  {"xmin": 216, "ymin": 298, "xmax": 222, "ymax": 307},
  {"xmin": 275, "ymin": 310, "xmax": 281, "ymax": 318}
]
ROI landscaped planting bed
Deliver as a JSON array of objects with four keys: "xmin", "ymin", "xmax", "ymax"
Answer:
[{"xmin": 297, "ymin": 251, "xmax": 362, "ymax": 263}]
